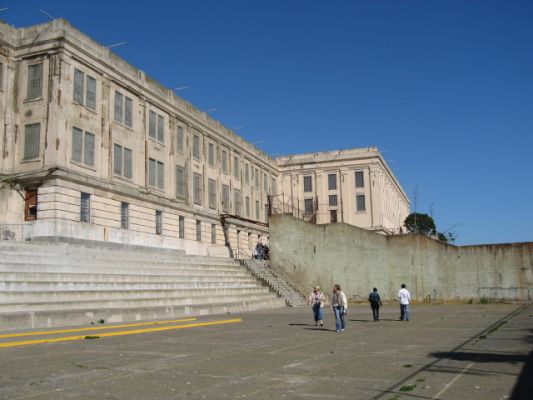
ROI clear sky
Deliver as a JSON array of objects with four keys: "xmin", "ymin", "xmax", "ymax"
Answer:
[{"xmin": 2, "ymin": 0, "xmax": 532, "ymax": 245}]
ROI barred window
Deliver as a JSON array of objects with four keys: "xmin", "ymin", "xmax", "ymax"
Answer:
[
  {"xmin": 23, "ymin": 123, "xmax": 41, "ymax": 160},
  {"xmin": 271, "ymin": 177, "xmax": 277, "ymax": 195},
  {"xmin": 155, "ymin": 210, "xmax": 162, "ymax": 235},
  {"xmin": 304, "ymin": 198, "xmax": 314, "ymax": 215},
  {"xmin": 27, "ymin": 63, "xmax": 43, "ymax": 100},
  {"xmin": 245, "ymin": 164, "xmax": 250, "ymax": 184},
  {"xmin": 234, "ymin": 189, "xmax": 241, "ymax": 216},
  {"xmin": 80, "ymin": 192, "xmax": 90, "ymax": 223},
  {"xmin": 157, "ymin": 115, "xmax": 164, "ymax": 143},
  {"xmin": 113, "ymin": 144, "xmax": 133, "ymax": 179},
  {"xmin": 175, "ymin": 166, "xmax": 186, "ymax": 199},
  {"xmin": 148, "ymin": 158, "xmax": 164, "ymax": 190},
  {"xmin": 193, "ymin": 173, "xmax": 203, "ymax": 205},
  {"xmin": 176, "ymin": 126, "xmax": 184, "ymax": 153},
  {"xmin": 329, "ymin": 195, "xmax": 338, "ymax": 206},
  {"xmin": 234, "ymin": 156, "xmax": 240, "ymax": 179},
  {"xmin": 245, "ymin": 196, "xmax": 250, "ymax": 217},
  {"xmin": 222, "ymin": 184, "xmax": 229, "ymax": 213},
  {"xmin": 121, "ymin": 202, "xmax": 129, "ymax": 229},
  {"xmin": 330, "ymin": 209, "xmax": 338, "ymax": 223},
  {"xmin": 178, "ymin": 216, "xmax": 185, "ymax": 239},
  {"xmin": 208, "ymin": 178, "xmax": 217, "ymax": 209},
  {"xmin": 255, "ymin": 168, "xmax": 260, "ymax": 188},
  {"xmin": 208, "ymin": 143, "xmax": 215, "ymax": 166},
  {"xmin": 114, "ymin": 92, "xmax": 123, "ymax": 122},
  {"xmin": 328, "ymin": 174, "xmax": 337, "ymax": 190},
  {"xmin": 211, "ymin": 224, "xmax": 217, "ymax": 244},
  {"xmin": 263, "ymin": 173, "xmax": 268, "ymax": 192},
  {"xmin": 72, "ymin": 127, "xmax": 94, "ymax": 166},
  {"xmin": 193, "ymin": 134, "xmax": 200, "ymax": 160},
  {"xmin": 356, "ymin": 194, "xmax": 366, "ymax": 212},
  {"xmin": 355, "ymin": 171, "xmax": 364, "ymax": 188},
  {"xmin": 303, "ymin": 176, "xmax": 312, "ymax": 192},
  {"xmin": 255, "ymin": 200, "xmax": 260, "ymax": 220},
  {"xmin": 221, "ymin": 150, "xmax": 228, "ymax": 175},
  {"xmin": 149, "ymin": 111, "xmax": 156, "ymax": 139},
  {"xmin": 124, "ymin": 97, "xmax": 133, "ymax": 128},
  {"xmin": 73, "ymin": 69, "xmax": 96, "ymax": 110},
  {"xmin": 196, "ymin": 220, "xmax": 202, "ymax": 241}
]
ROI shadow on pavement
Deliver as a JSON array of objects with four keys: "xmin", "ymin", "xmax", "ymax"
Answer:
[
  {"xmin": 510, "ymin": 350, "xmax": 533, "ymax": 400},
  {"xmin": 430, "ymin": 351, "xmax": 528, "ymax": 364}
]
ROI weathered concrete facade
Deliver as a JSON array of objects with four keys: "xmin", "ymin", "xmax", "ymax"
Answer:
[
  {"xmin": 269, "ymin": 214, "xmax": 533, "ymax": 302},
  {"xmin": 0, "ymin": 20, "xmax": 410, "ymax": 256},
  {"xmin": 275, "ymin": 148, "xmax": 409, "ymax": 233}
]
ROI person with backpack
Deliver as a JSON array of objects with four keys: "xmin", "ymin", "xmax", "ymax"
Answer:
[{"xmin": 368, "ymin": 287, "xmax": 383, "ymax": 321}]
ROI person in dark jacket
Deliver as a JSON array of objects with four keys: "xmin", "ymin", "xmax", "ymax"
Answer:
[{"xmin": 368, "ymin": 287, "xmax": 383, "ymax": 322}]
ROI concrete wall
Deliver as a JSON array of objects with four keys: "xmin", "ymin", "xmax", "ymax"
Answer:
[{"xmin": 269, "ymin": 214, "xmax": 533, "ymax": 302}]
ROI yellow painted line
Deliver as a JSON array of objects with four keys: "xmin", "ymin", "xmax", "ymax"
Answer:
[
  {"xmin": 0, "ymin": 318, "xmax": 242, "ymax": 348},
  {"xmin": 0, "ymin": 318, "xmax": 198, "ymax": 339}
]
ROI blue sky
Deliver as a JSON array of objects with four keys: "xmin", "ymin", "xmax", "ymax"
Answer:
[{"xmin": 3, "ymin": 0, "xmax": 532, "ymax": 245}]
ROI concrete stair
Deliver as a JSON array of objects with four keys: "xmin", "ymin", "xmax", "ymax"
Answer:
[
  {"xmin": 0, "ymin": 240, "xmax": 286, "ymax": 330},
  {"xmin": 242, "ymin": 260, "xmax": 308, "ymax": 307}
]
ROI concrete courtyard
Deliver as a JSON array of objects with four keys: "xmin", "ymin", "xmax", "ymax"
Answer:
[{"xmin": 0, "ymin": 303, "xmax": 531, "ymax": 400}]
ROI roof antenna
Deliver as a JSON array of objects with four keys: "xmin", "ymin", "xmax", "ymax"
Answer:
[
  {"xmin": 38, "ymin": 8, "xmax": 55, "ymax": 21},
  {"xmin": 105, "ymin": 42, "xmax": 126, "ymax": 49}
]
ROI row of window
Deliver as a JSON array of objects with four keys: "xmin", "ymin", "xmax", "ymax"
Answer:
[
  {"xmin": 304, "ymin": 171, "xmax": 365, "ymax": 193},
  {"xmin": 22, "ymin": 63, "xmax": 276, "ymax": 193},
  {"xmin": 80, "ymin": 193, "xmax": 254, "ymax": 244},
  {"xmin": 303, "ymin": 194, "xmax": 366, "ymax": 215}
]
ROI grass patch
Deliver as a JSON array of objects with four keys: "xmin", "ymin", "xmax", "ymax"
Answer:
[
  {"xmin": 467, "ymin": 298, "xmax": 473, "ymax": 304},
  {"xmin": 399, "ymin": 384, "xmax": 416, "ymax": 392},
  {"xmin": 388, "ymin": 396, "xmax": 401, "ymax": 400},
  {"xmin": 84, "ymin": 335, "xmax": 100, "ymax": 340},
  {"xmin": 416, "ymin": 378, "xmax": 426, "ymax": 383},
  {"xmin": 479, "ymin": 297, "xmax": 489, "ymax": 304}
]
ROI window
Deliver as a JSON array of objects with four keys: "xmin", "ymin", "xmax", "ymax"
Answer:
[
  {"xmin": 328, "ymin": 174, "xmax": 337, "ymax": 190},
  {"xmin": 114, "ymin": 91, "xmax": 133, "ymax": 127},
  {"xmin": 193, "ymin": 173, "xmax": 203, "ymax": 205},
  {"xmin": 23, "ymin": 123, "xmax": 41, "ymax": 160},
  {"xmin": 271, "ymin": 177, "xmax": 277, "ymax": 195},
  {"xmin": 356, "ymin": 194, "xmax": 366, "ymax": 212},
  {"xmin": 330, "ymin": 210, "xmax": 338, "ymax": 223},
  {"xmin": 265, "ymin": 206, "xmax": 269, "ymax": 222},
  {"xmin": 80, "ymin": 192, "xmax": 90, "ymax": 223},
  {"xmin": 255, "ymin": 168, "xmax": 260, "ymax": 188},
  {"xmin": 221, "ymin": 150, "xmax": 228, "ymax": 174},
  {"xmin": 222, "ymin": 184, "xmax": 229, "ymax": 213},
  {"xmin": 178, "ymin": 216, "xmax": 185, "ymax": 239},
  {"xmin": 196, "ymin": 220, "xmax": 202, "ymax": 241},
  {"xmin": 263, "ymin": 173, "xmax": 268, "ymax": 192},
  {"xmin": 149, "ymin": 110, "xmax": 164, "ymax": 143},
  {"xmin": 208, "ymin": 143, "xmax": 215, "ymax": 166},
  {"xmin": 234, "ymin": 156, "xmax": 240, "ymax": 179},
  {"xmin": 73, "ymin": 69, "xmax": 96, "ymax": 110},
  {"xmin": 303, "ymin": 176, "xmax": 312, "ymax": 192},
  {"xmin": 255, "ymin": 200, "xmax": 260, "ymax": 220},
  {"xmin": 27, "ymin": 63, "xmax": 43, "ymax": 100},
  {"xmin": 72, "ymin": 127, "xmax": 95, "ymax": 166},
  {"xmin": 175, "ymin": 166, "xmax": 186, "ymax": 199},
  {"xmin": 245, "ymin": 196, "xmax": 250, "ymax": 217},
  {"xmin": 304, "ymin": 198, "xmax": 314, "ymax": 215},
  {"xmin": 208, "ymin": 179, "xmax": 217, "ymax": 209},
  {"xmin": 329, "ymin": 195, "xmax": 338, "ymax": 206},
  {"xmin": 155, "ymin": 210, "xmax": 162, "ymax": 235},
  {"xmin": 176, "ymin": 126, "xmax": 184, "ymax": 153},
  {"xmin": 121, "ymin": 202, "xmax": 129, "ymax": 229},
  {"xmin": 113, "ymin": 144, "xmax": 132, "ymax": 179},
  {"xmin": 211, "ymin": 224, "xmax": 217, "ymax": 244},
  {"xmin": 0, "ymin": 62, "xmax": 3, "ymax": 91},
  {"xmin": 193, "ymin": 134, "xmax": 200, "ymax": 160},
  {"xmin": 24, "ymin": 189, "xmax": 38, "ymax": 221},
  {"xmin": 355, "ymin": 171, "xmax": 364, "ymax": 188},
  {"xmin": 234, "ymin": 189, "xmax": 241, "ymax": 216},
  {"xmin": 148, "ymin": 158, "xmax": 164, "ymax": 190},
  {"xmin": 245, "ymin": 164, "xmax": 250, "ymax": 184}
]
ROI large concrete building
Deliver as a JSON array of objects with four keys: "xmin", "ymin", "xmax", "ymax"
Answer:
[{"xmin": 0, "ymin": 19, "xmax": 409, "ymax": 256}]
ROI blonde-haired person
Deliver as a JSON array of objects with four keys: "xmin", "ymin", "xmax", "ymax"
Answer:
[
  {"xmin": 308, "ymin": 286, "xmax": 325, "ymax": 326},
  {"xmin": 331, "ymin": 284, "xmax": 348, "ymax": 332}
]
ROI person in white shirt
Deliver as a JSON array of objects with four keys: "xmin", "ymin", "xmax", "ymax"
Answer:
[
  {"xmin": 331, "ymin": 284, "xmax": 348, "ymax": 332},
  {"xmin": 308, "ymin": 286, "xmax": 325, "ymax": 327},
  {"xmin": 398, "ymin": 283, "xmax": 411, "ymax": 321}
]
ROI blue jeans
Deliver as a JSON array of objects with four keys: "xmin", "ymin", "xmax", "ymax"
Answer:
[
  {"xmin": 333, "ymin": 306, "xmax": 346, "ymax": 331},
  {"xmin": 400, "ymin": 304, "xmax": 410, "ymax": 321},
  {"xmin": 312, "ymin": 304, "xmax": 323, "ymax": 322}
]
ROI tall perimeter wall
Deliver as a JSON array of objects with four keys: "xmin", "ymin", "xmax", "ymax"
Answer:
[{"xmin": 269, "ymin": 214, "xmax": 533, "ymax": 302}]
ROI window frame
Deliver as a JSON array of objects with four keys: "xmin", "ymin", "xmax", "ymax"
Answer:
[
  {"xmin": 26, "ymin": 63, "xmax": 43, "ymax": 101},
  {"xmin": 23, "ymin": 123, "xmax": 41, "ymax": 161}
]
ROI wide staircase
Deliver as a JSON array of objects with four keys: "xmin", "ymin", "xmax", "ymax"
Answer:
[{"xmin": 0, "ymin": 240, "xmax": 286, "ymax": 331}]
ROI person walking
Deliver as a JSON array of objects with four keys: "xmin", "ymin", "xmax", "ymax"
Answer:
[
  {"xmin": 398, "ymin": 283, "xmax": 411, "ymax": 321},
  {"xmin": 308, "ymin": 286, "xmax": 325, "ymax": 326},
  {"xmin": 368, "ymin": 287, "xmax": 383, "ymax": 321},
  {"xmin": 331, "ymin": 284, "xmax": 347, "ymax": 332}
]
